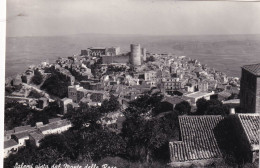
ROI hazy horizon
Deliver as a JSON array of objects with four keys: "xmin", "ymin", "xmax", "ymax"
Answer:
[
  {"xmin": 6, "ymin": 33, "xmax": 260, "ymax": 38},
  {"xmin": 7, "ymin": 0, "xmax": 260, "ymax": 37},
  {"xmin": 6, "ymin": 33, "xmax": 260, "ymax": 78}
]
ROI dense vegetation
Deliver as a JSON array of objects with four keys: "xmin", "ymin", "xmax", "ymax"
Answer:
[
  {"xmin": 146, "ymin": 56, "xmax": 155, "ymax": 62},
  {"xmin": 27, "ymin": 90, "xmax": 44, "ymax": 98},
  {"xmin": 196, "ymin": 98, "xmax": 232, "ymax": 115},
  {"xmin": 4, "ymin": 91, "xmax": 258, "ymax": 168},
  {"xmin": 4, "ymin": 91, "xmax": 180, "ymax": 167},
  {"xmin": 4, "ymin": 101, "xmax": 61, "ymax": 130},
  {"xmin": 90, "ymin": 58, "xmax": 103, "ymax": 79},
  {"xmin": 174, "ymin": 101, "xmax": 191, "ymax": 115},
  {"xmin": 41, "ymin": 67, "xmax": 71, "ymax": 98},
  {"xmin": 99, "ymin": 94, "xmax": 120, "ymax": 113},
  {"xmin": 121, "ymin": 91, "xmax": 180, "ymax": 163},
  {"xmin": 31, "ymin": 69, "xmax": 43, "ymax": 85}
]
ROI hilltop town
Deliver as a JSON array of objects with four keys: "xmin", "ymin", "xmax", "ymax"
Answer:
[
  {"xmin": 4, "ymin": 44, "xmax": 259, "ymax": 167},
  {"xmin": 5, "ymin": 44, "xmax": 240, "ymax": 111}
]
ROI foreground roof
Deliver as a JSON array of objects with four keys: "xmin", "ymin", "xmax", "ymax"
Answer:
[
  {"xmin": 242, "ymin": 63, "xmax": 260, "ymax": 76},
  {"xmin": 237, "ymin": 113, "xmax": 260, "ymax": 149},
  {"xmin": 169, "ymin": 115, "xmax": 224, "ymax": 162}
]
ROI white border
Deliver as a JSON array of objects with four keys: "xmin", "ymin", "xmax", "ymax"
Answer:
[{"xmin": 0, "ymin": 0, "xmax": 6, "ymax": 167}]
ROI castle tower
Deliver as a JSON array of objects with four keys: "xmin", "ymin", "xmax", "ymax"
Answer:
[
  {"xmin": 130, "ymin": 44, "xmax": 141, "ymax": 66},
  {"xmin": 141, "ymin": 48, "xmax": 147, "ymax": 62},
  {"xmin": 240, "ymin": 63, "xmax": 260, "ymax": 114}
]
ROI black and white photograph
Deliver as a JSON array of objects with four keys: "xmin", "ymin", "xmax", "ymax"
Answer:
[{"xmin": 1, "ymin": 0, "xmax": 260, "ymax": 167}]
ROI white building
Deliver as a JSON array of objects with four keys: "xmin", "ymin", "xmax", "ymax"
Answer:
[{"xmin": 184, "ymin": 91, "xmax": 215, "ymax": 106}]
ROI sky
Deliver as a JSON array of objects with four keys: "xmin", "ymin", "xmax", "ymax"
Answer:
[{"xmin": 6, "ymin": 0, "xmax": 260, "ymax": 37}]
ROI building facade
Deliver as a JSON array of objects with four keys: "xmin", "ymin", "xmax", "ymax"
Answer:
[{"xmin": 240, "ymin": 63, "xmax": 260, "ymax": 114}]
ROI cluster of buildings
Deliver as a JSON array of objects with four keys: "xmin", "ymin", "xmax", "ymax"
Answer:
[
  {"xmin": 4, "ymin": 43, "xmax": 259, "ymax": 166},
  {"xmin": 81, "ymin": 44, "xmax": 147, "ymax": 66},
  {"xmin": 4, "ymin": 118, "xmax": 72, "ymax": 158},
  {"xmin": 169, "ymin": 63, "xmax": 260, "ymax": 167},
  {"xmin": 8, "ymin": 43, "xmax": 239, "ymax": 113}
]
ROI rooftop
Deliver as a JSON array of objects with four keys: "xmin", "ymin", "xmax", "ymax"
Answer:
[
  {"xmin": 184, "ymin": 91, "xmax": 214, "ymax": 98},
  {"xmin": 61, "ymin": 97, "xmax": 73, "ymax": 102},
  {"xmin": 13, "ymin": 131, "xmax": 29, "ymax": 139},
  {"xmin": 4, "ymin": 139, "xmax": 18, "ymax": 149},
  {"xmin": 49, "ymin": 117, "xmax": 62, "ymax": 123},
  {"xmin": 29, "ymin": 131, "xmax": 45, "ymax": 141},
  {"xmin": 49, "ymin": 120, "xmax": 71, "ymax": 129},
  {"xmin": 5, "ymin": 130, "xmax": 14, "ymax": 135},
  {"xmin": 163, "ymin": 96, "xmax": 185, "ymax": 105},
  {"xmin": 237, "ymin": 113, "xmax": 260, "ymax": 149},
  {"xmin": 38, "ymin": 125, "xmax": 52, "ymax": 132},
  {"xmin": 169, "ymin": 115, "xmax": 224, "ymax": 162},
  {"xmin": 88, "ymin": 47, "xmax": 106, "ymax": 50},
  {"xmin": 14, "ymin": 125, "xmax": 35, "ymax": 133},
  {"xmin": 242, "ymin": 63, "xmax": 260, "ymax": 76}
]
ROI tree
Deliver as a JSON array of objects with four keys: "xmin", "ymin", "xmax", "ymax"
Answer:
[
  {"xmin": 124, "ymin": 91, "xmax": 164, "ymax": 118},
  {"xmin": 39, "ymin": 133, "xmax": 78, "ymax": 160},
  {"xmin": 33, "ymin": 147, "xmax": 69, "ymax": 166},
  {"xmin": 4, "ymin": 146, "xmax": 37, "ymax": 168},
  {"xmin": 196, "ymin": 98, "xmax": 228, "ymax": 116},
  {"xmin": 66, "ymin": 105, "xmax": 102, "ymax": 132},
  {"xmin": 122, "ymin": 91, "xmax": 174, "ymax": 163},
  {"xmin": 80, "ymin": 129, "xmax": 127, "ymax": 161},
  {"xmin": 146, "ymin": 56, "xmax": 155, "ymax": 62},
  {"xmin": 4, "ymin": 101, "xmax": 33, "ymax": 130},
  {"xmin": 27, "ymin": 101, "xmax": 61, "ymax": 126},
  {"xmin": 99, "ymin": 94, "xmax": 120, "ymax": 113},
  {"xmin": 41, "ymin": 71, "xmax": 71, "ymax": 98},
  {"xmin": 122, "ymin": 116, "xmax": 168, "ymax": 162},
  {"xmin": 174, "ymin": 101, "xmax": 191, "ymax": 115},
  {"xmin": 27, "ymin": 90, "xmax": 43, "ymax": 98},
  {"xmin": 196, "ymin": 98, "xmax": 208, "ymax": 115},
  {"xmin": 5, "ymin": 100, "xmax": 62, "ymax": 130},
  {"xmin": 4, "ymin": 145, "xmax": 69, "ymax": 168},
  {"xmin": 31, "ymin": 69, "xmax": 43, "ymax": 85},
  {"xmin": 65, "ymin": 104, "xmax": 126, "ymax": 161}
]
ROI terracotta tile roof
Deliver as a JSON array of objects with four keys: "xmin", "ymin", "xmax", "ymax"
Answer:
[
  {"xmin": 4, "ymin": 139, "xmax": 18, "ymax": 149},
  {"xmin": 242, "ymin": 63, "xmax": 260, "ymax": 76},
  {"xmin": 169, "ymin": 115, "xmax": 224, "ymax": 162},
  {"xmin": 237, "ymin": 113, "xmax": 260, "ymax": 147}
]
